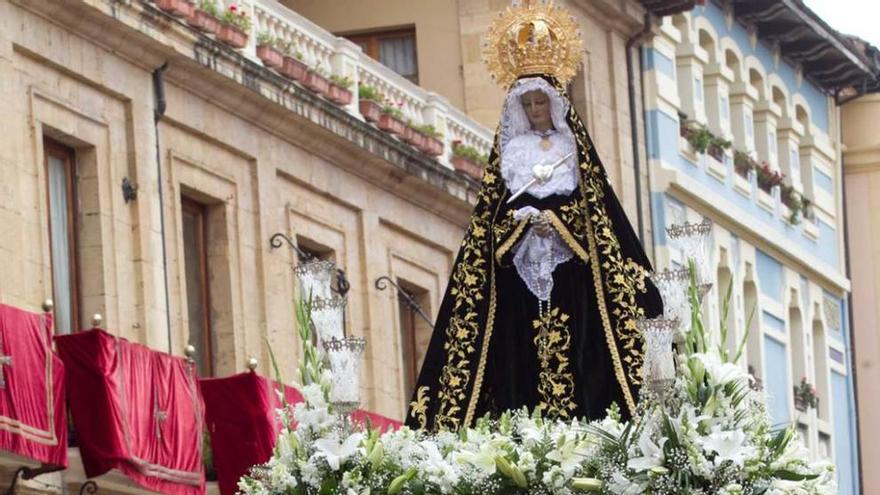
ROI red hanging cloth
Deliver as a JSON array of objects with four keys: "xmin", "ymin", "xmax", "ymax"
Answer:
[
  {"xmin": 201, "ymin": 372, "xmax": 402, "ymax": 495},
  {"xmin": 200, "ymin": 372, "xmax": 301, "ymax": 495},
  {"xmin": 55, "ymin": 329, "xmax": 205, "ymax": 495},
  {"xmin": 0, "ymin": 304, "xmax": 67, "ymax": 468}
]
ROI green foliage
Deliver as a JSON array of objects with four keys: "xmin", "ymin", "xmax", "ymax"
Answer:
[
  {"xmin": 357, "ymin": 84, "xmax": 382, "ymax": 102},
  {"xmin": 451, "ymin": 141, "xmax": 489, "ymax": 165},
  {"xmin": 198, "ymin": 0, "xmax": 219, "ymax": 17},
  {"xmin": 221, "ymin": 4, "xmax": 252, "ymax": 33},
  {"xmin": 329, "ymin": 74, "xmax": 353, "ymax": 89}
]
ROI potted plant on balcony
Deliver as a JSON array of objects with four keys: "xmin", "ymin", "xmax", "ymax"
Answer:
[
  {"xmin": 707, "ymin": 135, "xmax": 731, "ymax": 161},
  {"xmin": 304, "ymin": 68, "xmax": 332, "ymax": 98},
  {"xmin": 157, "ymin": 0, "xmax": 195, "ymax": 17},
  {"xmin": 450, "ymin": 140, "xmax": 488, "ymax": 180},
  {"xmin": 755, "ymin": 162, "xmax": 785, "ymax": 193},
  {"xmin": 415, "ymin": 124, "xmax": 444, "ymax": 156},
  {"xmin": 256, "ymin": 32, "xmax": 284, "ymax": 70},
  {"xmin": 327, "ymin": 75, "xmax": 353, "ymax": 106},
  {"xmin": 780, "ymin": 184, "xmax": 806, "ymax": 224},
  {"xmin": 186, "ymin": 1, "xmax": 220, "ymax": 33},
  {"xmin": 793, "ymin": 377, "xmax": 819, "ymax": 412},
  {"xmin": 358, "ymin": 84, "xmax": 383, "ymax": 123},
  {"xmin": 378, "ymin": 102, "xmax": 407, "ymax": 136},
  {"xmin": 279, "ymin": 44, "xmax": 309, "ymax": 83},
  {"xmin": 734, "ymin": 150, "xmax": 755, "ymax": 178},
  {"xmin": 217, "ymin": 3, "xmax": 251, "ymax": 49},
  {"xmin": 401, "ymin": 121, "xmax": 428, "ymax": 150}
]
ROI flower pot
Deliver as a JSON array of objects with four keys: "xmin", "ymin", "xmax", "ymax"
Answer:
[
  {"xmin": 328, "ymin": 84, "xmax": 353, "ymax": 106},
  {"xmin": 403, "ymin": 126, "xmax": 427, "ymax": 149},
  {"xmin": 217, "ymin": 23, "xmax": 248, "ymax": 49},
  {"xmin": 304, "ymin": 71, "xmax": 331, "ymax": 97},
  {"xmin": 256, "ymin": 44, "xmax": 284, "ymax": 70},
  {"xmin": 186, "ymin": 8, "xmax": 220, "ymax": 33},
  {"xmin": 157, "ymin": 0, "xmax": 194, "ymax": 17},
  {"xmin": 419, "ymin": 136, "xmax": 444, "ymax": 157},
  {"xmin": 359, "ymin": 99, "xmax": 383, "ymax": 123},
  {"xmin": 708, "ymin": 144, "xmax": 725, "ymax": 162},
  {"xmin": 451, "ymin": 155, "xmax": 484, "ymax": 181},
  {"xmin": 280, "ymin": 56, "xmax": 309, "ymax": 82},
  {"xmin": 378, "ymin": 113, "xmax": 406, "ymax": 136}
]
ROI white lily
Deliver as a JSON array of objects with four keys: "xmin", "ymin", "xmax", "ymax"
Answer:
[
  {"xmin": 626, "ymin": 427, "xmax": 666, "ymax": 472},
  {"xmin": 700, "ymin": 427, "xmax": 754, "ymax": 467},
  {"xmin": 314, "ymin": 433, "xmax": 363, "ymax": 471}
]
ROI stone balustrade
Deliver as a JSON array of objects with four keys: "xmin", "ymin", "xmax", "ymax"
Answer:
[{"xmin": 216, "ymin": 0, "xmax": 493, "ymax": 170}]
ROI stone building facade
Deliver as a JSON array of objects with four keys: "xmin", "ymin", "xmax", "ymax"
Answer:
[{"xmin": 0, "ymin": 0, "xmax": 493, "ymax": 491}]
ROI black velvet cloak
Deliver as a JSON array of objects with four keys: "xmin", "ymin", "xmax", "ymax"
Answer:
[{"xmin": 406, "ymin": 75, "xmax": 663, "ymax": 432}]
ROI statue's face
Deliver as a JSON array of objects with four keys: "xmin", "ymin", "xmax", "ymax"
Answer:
[{"xmin": 520, "ymin": 90, "xmax": 553, "ymax": 130}]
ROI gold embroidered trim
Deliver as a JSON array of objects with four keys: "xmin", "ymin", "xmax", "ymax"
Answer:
[
  {"xmin": 578, "ymin": 171, "xmax": 637, "ymax": 414},
  {"xmin": 464, "ymin": 262, "xmax": 497, "ymax": 427},
  {"xmin": 494, "ymin": 218, "xmax": 528, "ymax": 265},
  {"xmin": 409, "ymin": 385, "xmax": 430, "ymax": 429},
  {"xmin": 433, "ymin": 149, "xmax": 504, "ymax": 431},
  {"xmin": 533, "ymin": 306, "xmax": 577, "ymax": 418},
  {"xmin": 543, "ymin": 210, "xmax": 589, "ymax": 263}
]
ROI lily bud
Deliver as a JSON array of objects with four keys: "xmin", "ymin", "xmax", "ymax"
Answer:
[
  {"xmin": 571, "ymin": 477, "xmax": 603, "ymax": 492},
  {"xmin": 387, "ymin": 467, "xmax": 417, "ymax": 495}
]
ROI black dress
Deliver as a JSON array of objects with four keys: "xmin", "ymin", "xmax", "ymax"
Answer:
[{"xmin": 406, "ymin": 75, "xmax": 663, "ymax": 432}]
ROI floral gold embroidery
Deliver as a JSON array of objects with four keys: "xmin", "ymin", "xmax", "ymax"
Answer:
[
  {"xmin": 409, "ymin": 386, "xmax": 430, "ymax": 429},
  {"xmin": 533, "ymin": 306, "xmax": 577, "ymax": 418}
]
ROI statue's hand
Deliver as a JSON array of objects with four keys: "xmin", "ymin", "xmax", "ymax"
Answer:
[{"xmin": 530, "ymin": 212, "xmax": 553, "ymax": 237}]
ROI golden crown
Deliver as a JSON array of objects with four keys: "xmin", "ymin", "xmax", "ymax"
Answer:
[{"xmin": 483, "ymin": 1, "xmax": 583, "ymax": 87}]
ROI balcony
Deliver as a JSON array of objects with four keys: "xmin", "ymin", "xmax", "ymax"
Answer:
[{"xmin": 145, "ymin": 0, "xmax": 493, "ymax": 176}]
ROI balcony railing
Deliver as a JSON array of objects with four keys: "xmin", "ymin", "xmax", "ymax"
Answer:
[{"xmin": 188, "ymin": 0, "xmax": 494, "ymax": 172}]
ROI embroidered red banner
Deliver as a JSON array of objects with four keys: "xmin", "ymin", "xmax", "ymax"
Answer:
[
  {"xmin": 55, "ymin": 329, "xmax": 205, "ymax": 495},
  {"xmin": 0, "ymin": 304, "xmax": 67, "ymax": 467},
  {"xmin": 201, "ymin": 372, "xmax": 402, "ymax": 495}
]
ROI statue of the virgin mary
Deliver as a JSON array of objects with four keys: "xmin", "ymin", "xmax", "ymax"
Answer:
[{"xmin": 406, "ymin": 1, "xmax": 663, "ymax": 432}]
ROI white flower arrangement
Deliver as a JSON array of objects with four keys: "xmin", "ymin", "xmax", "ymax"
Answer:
[{"xmin": 240, "ymin": 268, "xmax": 834, "ymax": 495}]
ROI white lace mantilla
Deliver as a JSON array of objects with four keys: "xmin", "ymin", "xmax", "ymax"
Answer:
[
  {"xmin": 498, "ymin": 77, "xmax": 580, "ymax": 302},
  {"xmin": 501, "ymin": 133, "xmax": 578, "ymax": 199}
]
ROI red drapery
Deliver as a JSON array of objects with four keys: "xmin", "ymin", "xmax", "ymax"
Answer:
[
  {"xmin": 0, "ymin": 304, "xmax": 67, "ymax": 467},
  {"xmin": 55, "ymin": 329, "xmax": 205, "ymax": 495},
  {"xmin": 200, "ymin": 372, "xmax": 301, "ymax": 495},
  {"xmin": 201, "ymin": 372, "xmax": 402, "ymax": 495}
]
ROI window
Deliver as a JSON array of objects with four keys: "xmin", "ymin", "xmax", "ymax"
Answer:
[
  {"xmin": 720, "ymin": 95, "xmax": 729, "ymax": 121},
  {"xmin": 397, "ymin": 280, "xmax": 431, "ymax": 400},
  {"xmin": 694, "ymin": 76, "xmax": 703, "ymax": 101},
  {"xmin": 182, "ymin": 198, "xmax": 214, "ymax": 377},
  {"xmin": 347, "ymin": 28, "xmax": 418, "ymax": 84},
  {"xmin": 769, "ymin": 130, "xmax": 777, "ymax": 155},
  {"xmin": 44, "ymin": 139, "xmax": 80, "ymax": 335}
]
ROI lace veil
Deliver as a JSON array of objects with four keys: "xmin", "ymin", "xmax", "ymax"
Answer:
[{"xmin": 499, "ymin": 77, "xmax": 574, "ymax": 154}]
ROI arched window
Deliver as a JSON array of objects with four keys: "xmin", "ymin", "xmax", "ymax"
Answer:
[{"xmin": 812, "ymin": 318, "xmax": 830, "ymax": 421}]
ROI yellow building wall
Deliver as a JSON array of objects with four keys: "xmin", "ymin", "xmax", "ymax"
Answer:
[{"xmin": 841, "ymin": 93, "xmax": 880, "ymax": 492}]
